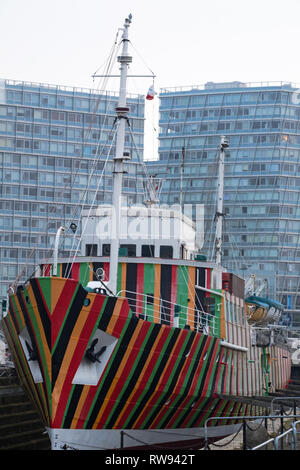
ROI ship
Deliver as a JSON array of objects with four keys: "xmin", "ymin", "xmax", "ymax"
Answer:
[{"xmin": 1, "ymin": 15, "xmax": 292, "ymax": 450}]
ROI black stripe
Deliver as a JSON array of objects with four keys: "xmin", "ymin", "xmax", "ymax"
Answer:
[
  {"xmin": 16, "ymin": 290, "xmax": 39, "ymax": 364},
  {"xmin": 220, "ymin": 348, "xmax": 229, "ymax": 394},
  {"xmin": 165, "ymin": 336, "xmax": 218, "ymax": 428},
  {"xmin": 85, "ymin": 315, "xmax": 139, "ymax": 428},
  {"xmin": 62, "ymin": 263, "xmax": 72, "ymax": 278},
  {"xmin": 92, "ymin": 262, "xmax": 104, "ymax": 281},
  {"xmin": 159, "ymin": 332, "xmax": 208, "ymax": 428},
  {"xmin": 98, "ymin": 297, "xmax": 117, "ymax": 331},
  {"xmin": 124, "ymin": 327, "xmax": 181, "ymax": 429},
  {"xmin": 125, "ymin": 263, "xmax": 137, "ymax": 313},
  {"xmin": 52, "ymin": 284, "xmax": 87, "ymax": 389},
  {"xmin": 63, "ymin": 385, "xmax": 84, "ymax": 428},
  {"xmin": 160, "ymin": 264, "xmax": 172, "ymax": 325},
  {"xmin": 105, "ymin": 322, "xmax": 162, "ymax": 428},
  {"xmin": 30, "ymin": 279, "xmax": 51, "ymax": 350},
  {"xmin": 142, "ymin": 331, "xmax": 197, "ymax": 429},
  {"xmin": 16, "ymin": 289, "xmax": 50, "ymax": 417},
  {"xmin": 195, "ymin": 268, "xmax": 205, "ymax": 331}
]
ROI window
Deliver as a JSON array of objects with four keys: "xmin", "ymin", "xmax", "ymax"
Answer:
[
  {"xmin": 160, "ymin": 245, "xmax": 173, "ymax": 259},
  {"xmin": 120, "ymin": 244, "xmax": 136, "ymax": 257},
  {"xmin": 102, "ymin": 244, "xmax": 110, "ymax": 256},
  {"xmin": 142, "ymin": 245, "xmax": 155, "ymax": 257},
  {"xmin": 85, "ymin": 244, "xmax": 98, "ymax": 256}
]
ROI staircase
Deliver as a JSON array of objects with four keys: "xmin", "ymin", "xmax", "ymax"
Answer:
[{"xmin": 0, "ymin": 368, "xmax": 51, "ymax": 450}]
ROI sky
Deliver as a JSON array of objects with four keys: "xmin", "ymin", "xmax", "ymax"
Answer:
[{"xmin": 1, "ymin": 0, "xmax": 300, "ymax": 159}]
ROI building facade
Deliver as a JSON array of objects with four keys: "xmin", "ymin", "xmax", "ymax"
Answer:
[
  {"xmin": 0, "ymin": 79, "xmax": 145, "ymax": 305},
  {"xmin": 147, "ymin": 81, "xmax": 300, "ymax": 329}
]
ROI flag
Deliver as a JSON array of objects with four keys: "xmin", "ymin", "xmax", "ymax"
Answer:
[{"xmin": 146, "ymin": 84, "xmax": 156, "ymax": 100}]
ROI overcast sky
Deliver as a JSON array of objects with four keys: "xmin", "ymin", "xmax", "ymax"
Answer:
[{"xmin": 1, "ymin": 0, "xmax": 300, "ymax": 159}]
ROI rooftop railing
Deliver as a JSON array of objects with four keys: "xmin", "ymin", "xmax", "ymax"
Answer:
[
  {"xmin": 160, "ymin": 81, "xmax": 300, "ymax": 94},
  {"xmin": 1, "ymin": 78, "xmax": 144, "ymax": 100}
]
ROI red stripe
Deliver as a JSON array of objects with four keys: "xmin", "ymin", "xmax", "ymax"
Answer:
[
  {"xmin": 134, "ymin": 329, "xmax": 189, "ymax": 429},
  {"xmin": 170, "ymin": 265, "xmax": 177, "ymax": 325},
  {"xmin": 149, "ymin": 333, "xmax": 200, "ymax": 429},
  {"xmin": 71, "ymin": 263, "xmax": 80, "ymax": 281},
  {"xmin": 103, "ymin": 262, "xmax": 110, "ymax": 282},
  {"xmin": 201, "ymin": 337, "xmax": 219, "ymax": 396},
  {"xmin": 51, "ymin": 279, "xmax": 78, "ymax": 347},
  {"xmin": 74, "ymin": 298, "xmax": 131, "ymax": 428},
  {"xmin": 95, "ymin": 320, "xmax": 152, "ymax": 428},
  {"xmin": 44, "ymin": 264, "xmax": 51, "ymax": 276},
  {"xmin": 167, "ymin": 335, "xmax": 212, "ymax": 428},
  {"xmin": 206, "ymin": 268, "xmax": 211, "ymax": 291},
  {"xmin": 115, "ymin": 326, "xmax": 172, "ymax": 429},
  {"xmin": 52, "ymin": 294, "xmax": 106, "ymax": 427}
]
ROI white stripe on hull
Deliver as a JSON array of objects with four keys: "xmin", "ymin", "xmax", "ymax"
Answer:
[{"xmin": 47, "ymin": 424, "xmax": 241, "ymax": 450}]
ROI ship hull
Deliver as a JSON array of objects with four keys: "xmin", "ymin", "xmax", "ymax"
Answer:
[
  {"xmin": 2, "ymin": 276, "xmax": 290, "ymax": 450},
  {"xmin": 47, "ymin": 423, "xmax": 242, "ymax": 450}
]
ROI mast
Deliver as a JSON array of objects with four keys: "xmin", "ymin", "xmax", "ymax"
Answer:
[
  {"xmin": 179, "ymin": 146, "xmax": 185, "ymax": 211},
  {"xmin": 108, "ymin": 14, "xmax": 132, "ymax": 295},
  {"xmin": 215, "ymin": 135, "xmax": 229, "ymax": 265}
]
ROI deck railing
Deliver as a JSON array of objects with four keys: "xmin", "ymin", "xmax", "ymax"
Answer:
[{"xmin": 116, "ymin": 289, "xmax": 218, "ymax": 336}]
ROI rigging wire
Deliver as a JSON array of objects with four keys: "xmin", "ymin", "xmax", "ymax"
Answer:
[{"xmin": 10, "ymin": 30, "xmax": 122, "ymax": 290}]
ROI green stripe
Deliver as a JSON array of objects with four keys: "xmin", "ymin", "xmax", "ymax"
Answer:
[
  {"xmin": 173, "ymin": 338, "xmax": 217, "ymax": 428},
  {"xmin": 143, "ymin": 264, "xmax": 155, "ymax": 322},
  {"xmin": 103, "ymin": 322, "xmax": 156, "ymax": 427},
  {"xmin": 116, "ymin": 262, "xmax": 122, "ymax": 294},
  {"xmin": 37, "ymin": 277, "xmax": 51, "ymax": 313},
  {"xmin": 176, "ymin": 266, "xmax": 189, "ymax": 328},
  {"xmin": 158, "ymin": 334, "xmax": 206, "ymax": 428},
  {"xmin": 79, "ymin": 262, "xmax": 90, "ymax": 286},
  {"xmin": 83, "ymin": 315, "xmax": 133, "ymax": 428},
  {"xmin": 122, "ymin": 328, "xmax": 179, "ymax": 429},
  {"xmin": 10, "ymin": 295, "xmax": 24, "ymax": 331},
  {"xmin": 25, "ymin": 287, "xmax": 51, "ymax": 396},
  {"xmin": 140, "ymin": 331, "xmax": 192, "ymax": 428}
]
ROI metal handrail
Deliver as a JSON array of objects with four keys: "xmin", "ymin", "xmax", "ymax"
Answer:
[
  {"xmin": 204, "ymin": 413, "xmax": 300, "ymax": 450},
  {"xmin": 116, "ymin": 289, "xmax": 218, "ymax": 335},
  {"xmin": 252, "ymin": 420, "xmax": 300, "ymax": 450}
]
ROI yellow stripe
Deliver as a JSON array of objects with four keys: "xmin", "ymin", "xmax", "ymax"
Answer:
[
  {"xmin": 51, "ymin": 277, "xmax": 67, "ymax": 314},
  {"xmin": 13, "ymin": 294, "xmax": 25, "ymax": 329},
  {"xmin": 113, "ymin": 326, "xmax": 166, "ymax": 428},
  {"xmin": 92, "ymin": 320, "xmax": 144, "ymax": 429},
  {"xmin": 52, "ymin": 294, "xmax": 95, "ymax": 422},
  {"xmin": 70, "ymin": 385, "xmax": 91, "ymax": 429},
  {"xmin": 106, "ymin": 298, "xmax": 123, "ymax": 336},
  {"xmin": 121, "ymin": 263, "xmax": 127, "ymax": 294},
  {"xmin": 27, "ymin": 283, "xmax": 51, "ymax": 383},
  {"xmin": 131, "ymin": 329, "xmax": 184, "ymax": 429}
]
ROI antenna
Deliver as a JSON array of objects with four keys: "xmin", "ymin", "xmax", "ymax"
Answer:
[
  {"xmin": 215, "ymin": 136, "xmax": 229, "ymax": 265},
  {"xmin": 108, "ymin": 15, "xmax": 133, "ymax": 295}
]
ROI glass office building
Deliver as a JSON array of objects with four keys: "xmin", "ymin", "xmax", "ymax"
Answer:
[
  {"xmin": 0, "ymin": 79, "xmax": 145, "ymax": 304},
  {"xmin": 147, "ymin": 81, "xmax": 300, "ymax": 329}
]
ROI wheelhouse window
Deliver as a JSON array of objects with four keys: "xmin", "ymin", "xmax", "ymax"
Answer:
[
  {"xmin": 85, "ymin": 244, "xmax": 97, "ymax": 256},
  {"xmin": 120, "ymin": 244, "xmax": 136, "ymax": 257},
  {"xmin": 160, "ymin": 245, "xmax": 173, "ymax": 259},
  {"xmin": 102, "ymin": 244, "xmax": 111, "ymax": 256},
  {"xmin": 142, "ymin": 244, "xmax": 155, "ymax": 257}
]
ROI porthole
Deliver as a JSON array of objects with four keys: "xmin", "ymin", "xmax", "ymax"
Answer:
[{"xmin": 83, "ymin": 298, "xmax": 91, "ymax": 307}]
